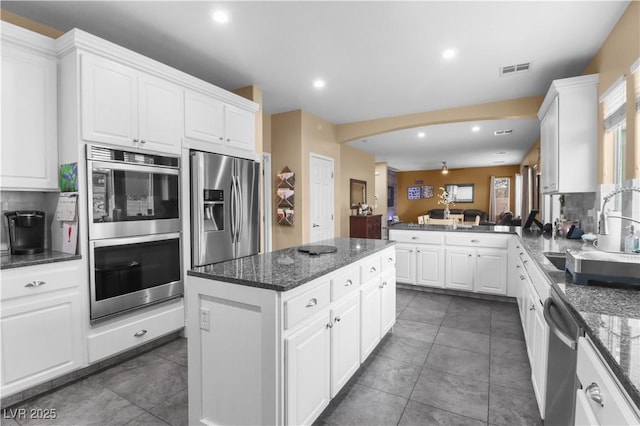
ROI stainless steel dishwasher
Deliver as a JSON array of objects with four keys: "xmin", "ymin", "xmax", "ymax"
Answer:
[{"xmin": 543, "ymin": 285, "xmax": 583, "ymax": 426}]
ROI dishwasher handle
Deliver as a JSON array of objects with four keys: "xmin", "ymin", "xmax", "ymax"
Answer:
[{"xmin": 543, "ymin": 297, "xmax": 577, "ymax": 350}]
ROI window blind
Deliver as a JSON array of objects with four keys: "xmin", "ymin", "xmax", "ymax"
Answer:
[{"xmin": 599, "ymin": 76, "xmax": 626, "ymax": 130}]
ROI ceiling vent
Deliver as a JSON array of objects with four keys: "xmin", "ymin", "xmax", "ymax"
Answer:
[
  {"xmin": 494, "ymin": 129, "xmax": 513, "ymax": 136},
  {"xmin": 499, "ymin": 62, "xmax": 530, "ymax": 76}
]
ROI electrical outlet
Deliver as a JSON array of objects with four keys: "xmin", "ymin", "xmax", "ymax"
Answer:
[{"xmin": 200, "ymin": 307, "xmax": 210, "ymax": 331}]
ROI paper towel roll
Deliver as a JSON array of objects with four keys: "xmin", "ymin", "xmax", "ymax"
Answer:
[{"xmin": 597, "ymin": 211, "xmax": 622, "ymax": 252}]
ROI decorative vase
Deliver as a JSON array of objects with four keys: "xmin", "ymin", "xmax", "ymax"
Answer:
[{"xmin": 444, "ymin": 206, "xmax": 450, "ymax": 219}]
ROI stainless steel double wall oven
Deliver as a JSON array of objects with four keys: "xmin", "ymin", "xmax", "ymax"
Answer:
[{"xmin": 87, "ymin": 145, "xmax": 183, "ymax": 322}]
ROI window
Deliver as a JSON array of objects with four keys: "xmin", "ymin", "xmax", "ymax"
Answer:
[{"xmin": 600, "ymin": 76, "xmax": 627, "ymax": 188}]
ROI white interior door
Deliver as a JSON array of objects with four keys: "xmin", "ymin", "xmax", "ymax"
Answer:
[
  {"xmin": 262, "ymin": 153, "xmax": 272, "ymax": 252},
  {"xmin": 310, "ymin": 154, "xmax": 334, "ymax": 243}
]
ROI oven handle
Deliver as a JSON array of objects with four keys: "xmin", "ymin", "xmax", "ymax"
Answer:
[
  {"xmin": 88, "ymin": 160, "xmax": 179, "ymax": 176},
  {"xmin": 95, "ymin": 261, "xmax": 140, "ymax": 272},
  {"xmin": 92, "ymin": 232, "xmax": 181, "ymax": 248}
]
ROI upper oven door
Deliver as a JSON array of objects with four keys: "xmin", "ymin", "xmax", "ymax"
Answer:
[{"xmin": 88, "ymin": 160, "xmax": 180, "ymax": 239}]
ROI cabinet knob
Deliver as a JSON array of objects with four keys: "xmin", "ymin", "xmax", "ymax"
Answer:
[
  {"xmin": 416, "ymin": 249, "xmax": 420, "ymax": 253},
  {"xmin": 529, "ymin": 304, "xmax": 536, "ymax": 311},
  {"xmin": 326, "ymin": 322, "xmax": 333, "ymax": 329},
  {"xmin": 140, "ymin": 139, "xmax": 146, "ymax": 144},
  {"xmin": 470, "ymin": 239, "xmax": 480, "ymax": 243},
  {"xmin": 388, "ymin": 257, "xmax": 393, "ymax": 263},
  {"xmin": 411, "ymin": 236, "xmax": 419, "ymax": 240},
  {"xmin": 370, "ymin": 266, "xmax": 377, "ymax": 273},
  {"xmin": 219, "ymin": 137, "xmax": 224, "ymax": 141},
  {"xmin": 133, "ymin": 138, "xmax": 139, "ymax": 143},
  {"xmin": 516, "ymin": 265, "xmax": 521, "ymax": 269},
  {"xmin": 468, "ymin": 254, "xmax": 472, "ymax": 257},
  {"xmin": 334, "ymin": 316, "xmax": 341, "ymax": 322},
  {"xmin": 409, "ymin": 250, "xmax": 413, "ymax": 253},
  {"xmin": 520, "ymin": 275, "xmax": 525, "ymax": 280},
  {"xmin": 543, "ymin": 185, "xmax": 549, "ymax": 190},
  {"xmin": 226, "ymin": 138, "xmax": 231, "ymax": 142},
  {"xmin": 134, "ymin": 329, "xmax": 147, "ymax": 337},
  {"xmin": 344, "ymin": 279, "xmax": 353, "ymax": 287},
  {"xmin": 305, "ymin": 298, "xmax": 318, "ymax": 308},
  {"xmin": 477, "ymin": 254, "xmax": 481, "ymax": 258},
  {"xmin": 25, "ymin": 280, "xmax": 46, "ymax": 288},
  {"xmin": 585, "ymin": 382, "xmax": 604, "ymax": 407}
]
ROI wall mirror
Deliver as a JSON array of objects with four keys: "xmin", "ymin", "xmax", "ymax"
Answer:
[
  {"xmin": 350, "ymin": 179, "xmax": 367, "ymax": 208},
  {"xmin": 445, "ymin": 183, "xmax": 474, "ymax": 203}
]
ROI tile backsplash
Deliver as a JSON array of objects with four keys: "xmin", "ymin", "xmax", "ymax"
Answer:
[
  {"xmin": 561, "ymin": 192, "xmax": 597, "ymax": 233},
  {"xmin": 0, "ymin": 191, "xmax": 60, "ymax": 251}
]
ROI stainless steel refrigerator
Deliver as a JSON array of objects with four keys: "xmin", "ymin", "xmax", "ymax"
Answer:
[{"xmin": 190, "ymin": 151, "xmax": 259, "ymax": 267}]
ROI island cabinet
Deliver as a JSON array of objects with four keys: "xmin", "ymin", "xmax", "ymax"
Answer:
[{"xmin": 186, "ymin": 243, "xmax": 395, "ymax": 426}]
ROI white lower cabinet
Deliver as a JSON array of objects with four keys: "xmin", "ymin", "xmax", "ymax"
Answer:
[
  {"xmin": 416, "ymin": 246, "xmax": 444, "ymax": 288},
  {"xmin": 380, "ymin": 272, "xmax": 396, "ymax": 336},
  {"xmin": 330, "ymin": 292, "xmax": 361, "ymax": 397},
  {"xmin": 285, "ymin": 311, "xmax": 331, "ymax": 426},
  {"xmin": 576, "ymin": 336, "xmax": 640, "ymax": 425},
  {"xmin": 390, "ymin": 230, "xmax": 507, "ymax": 295},
  {"xmin": 359, "ymin": 277, "xmax": 381, "ymax": 362},
  {"xmin": 0, "ymin": 261, "xmax": 84, "ymax": 397}
]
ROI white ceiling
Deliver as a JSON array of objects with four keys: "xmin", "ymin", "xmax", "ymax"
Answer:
[{"xmin": 2, "ymin": 1, "xmax": 630, "ymax": 171}]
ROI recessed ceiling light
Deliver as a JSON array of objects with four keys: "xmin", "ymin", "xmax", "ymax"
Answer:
[
  {"xmin": 212, "ymin": 10, "xmax": 230, "ymax": 24},
  {"xmin": 417, "ymin": 132, "xmax": 426, "ymax": 138},
  {"xmin": 313, "ymin": 79, "xmax": 326, "ymax": 89},
  {"xmin": 471, "ymin": 126, "xmax": 481, "ymax": 132},
  {"xmin": 442, "ymin": 49, "xmax": 456, "ymax": 59}
]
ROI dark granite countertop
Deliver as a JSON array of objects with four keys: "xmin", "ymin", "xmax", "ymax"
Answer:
[
  {"xmin": 188, "ymin": 237, "xmax": 395, "ymax": 292},
  {"xmin": 388, "ymin": 222, "xmax": 519, "ymax": 234},
  {"xmin": 0, "ymin": 250, "xmax": 81, "ymax": 270},
  {"xmin": 519, "ymin": 229, "xmax": 640, "ymax": 410}
]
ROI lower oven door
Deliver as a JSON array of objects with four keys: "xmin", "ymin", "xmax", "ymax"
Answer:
[{"xmin": 90, "ymin": 232, "xmax": 183, "ymax": 322}]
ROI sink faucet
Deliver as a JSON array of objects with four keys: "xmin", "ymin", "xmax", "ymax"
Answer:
[{"xmin": 598, "ymin": 186, "xmax": 640, "ymax": 235}]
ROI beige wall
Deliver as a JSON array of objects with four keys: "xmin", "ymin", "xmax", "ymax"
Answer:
[
  {"xmin": 271, "ymin": 111, "xmax": 303, "ymax": 249},
  {"xmin": 336, "ymin": 96, "xmax": 544, "ymax": 143},
  {"xmin": 0, "ymin": 9, "xmax": 63, "ymax": 38},
  {"xmin": 583, "ymin": 1, "xmax": 640, "ymax": 182},
  {"xmin": 396, "ymin": 165, "xmax": 520, "ymax": 223},
  {"xmin": 339, "ymin": 145, "xmax": 376, "ymax": 237}
]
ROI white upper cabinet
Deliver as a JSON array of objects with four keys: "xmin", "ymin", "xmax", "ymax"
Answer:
[
  {"xmin": 81, "ymin": 53, "xmax": 183, "ymax": 154},
  {"xmin": 538, "ymin": 74, "xmax": 598, "ymax": 194},
  {"xmin": 184, "ymin": 90, "xmax": 256, "ymax": 156},
  {"xmin": 1, "ymin": 24, "xmax": 58, "ymax": 191}
]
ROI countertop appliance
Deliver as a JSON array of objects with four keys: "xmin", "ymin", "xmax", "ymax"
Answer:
[
  {"xmin": 4, "ymin": 211, "xmax": 45, "ymax": 255},
  {"xmin": 86, "ymin": 145, "xmax": 183, "ymax": 322},
  {"xmin": 191, "ymin": 151, "xmax": 259, "ymax": 267},
  {"xmin": 543, "ymin": 285, "xmax": 583, "ymax": 426}
]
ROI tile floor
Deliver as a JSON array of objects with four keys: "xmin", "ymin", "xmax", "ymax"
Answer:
[{"xmin": 1, "ymin": 288, "xmax": 542, "ymax": 426}]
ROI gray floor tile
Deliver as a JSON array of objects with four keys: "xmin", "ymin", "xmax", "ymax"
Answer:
[
  {"xmin": 152, "ymin": 337, "xmax": 187, "ymax": 367},
  {"xmin": 399, "ymin": 400, "xmax": 487, "ymax": 426},
  {"xmin": 86, "ymin": 352, "xmax": 188, "ymax": 410},
  {"xmin": 490, "ymin": 303, "xmax": 520, "ymax": 323},
  {"xmin": 489, "ymin": 355, "xmax": 533, "ymax": 392},
  {"xmin": 448, "ymin": 297, "xmax": 492, "ymax": 315},
  {"xmin": 15, "ymin": 379, "xmax": 144, "ymax": 426},
  {"xmin": 396, "ymin": 289, "xmax": 417, "ymax": 312},
  {"xmin": 357, "ymin": 355, "xmax": 421, "ymax": 398},
  {"xmin": 435, "ymin": 326, "xmax": 491, "ymax": 354},
  {"xmin": 411, "ymin": 368, "xmax": 489, "ymax": 422},
  {"xmin": 0, "ymin": 417, "xmax": 21, "ymax": 426},
  {"xmin": 441, "ymin": 310, "xmax": 491, "ymax": 335},
  {"xmin": 398, "ymin": 304, "xmax": 446, "ymax": 325},
  {"xmin": 393, "ymin": 319, "xmax": 440, "ymax": 343},
  {"xmin": 323, "ymin": 384, "xmax": 407, "ymax": 426},
  {"xmin": 376, "ymin": 334, "xmax": 432, "ymax": 366},
  {"xmin": 490, "ymin": 335, "xmax": 528, "ymax": 362},
  {"xmin": 490, "ymin": 317, "xmax": 525, "ymax": 340},
  {"xmin": 489, "ymin": 384, "xmax": 542, "ymax": 426},
  {"xmin": 125, "ymin": 412, "xmax": 171, "ymax": 426},
  {"xmin": 409, "ymin": 292, "xmax": 452, "ymax": 313},
  {"xmin": 149, "ymin": 389, "xmax": 188, "ymax": 426},
  {"xmin": 425, "ymin": 344, "xmax": 490, "ymax": 382}
]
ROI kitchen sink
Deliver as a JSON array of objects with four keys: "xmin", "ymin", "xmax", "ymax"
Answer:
[{"xmin": 543, "ymin": 251, "xmax": 566, "ymax": 271}]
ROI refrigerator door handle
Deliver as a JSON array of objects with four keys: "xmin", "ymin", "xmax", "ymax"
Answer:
[
  {"xmin": 236, "ymin": 173, "xmax": 244, "ymax": 242},
  {"xmin": 230, "ymin": 175, "xmax": 237, "ymax": 244},
  {"xmin": 194, "ymin": 154, "xmax": 206, "ymax": 266},
  {"xmin": 543, "ymin": 297, "xmax": 577, "ymax": 350}
]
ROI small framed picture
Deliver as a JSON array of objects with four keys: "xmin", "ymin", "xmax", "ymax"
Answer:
[
  {"xmin": 408, "ymin": 186, "xmax": 421, "ymax": 200},
  {"xmin": 421, "ymin": 185, "xmax": 434, "ymax": 199}
]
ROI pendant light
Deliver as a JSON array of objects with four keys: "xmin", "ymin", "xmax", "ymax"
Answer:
[{"xmin": 441, "ymin": 161, "xmax": 449, "ymax": 174}]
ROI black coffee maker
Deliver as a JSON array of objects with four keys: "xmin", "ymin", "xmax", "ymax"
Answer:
[{"xmin": 4, "ymin": 211, "xmax": 46, "ymax": 255}]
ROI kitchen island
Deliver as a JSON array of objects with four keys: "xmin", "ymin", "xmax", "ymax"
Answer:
[{"xmin": 186, "ymin": 237, "xmax": 396, "ymax": 426}]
